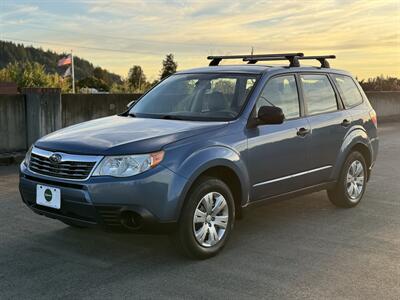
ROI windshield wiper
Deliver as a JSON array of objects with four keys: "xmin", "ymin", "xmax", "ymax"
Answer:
[{"xmin": 128, "ymin": 112, "xmax": 136, "ymax": 117}]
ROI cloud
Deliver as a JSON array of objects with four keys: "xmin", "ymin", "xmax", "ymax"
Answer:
[{"xmin": 0, "ymin": 0, "xmax": 399, "ymax": 79}]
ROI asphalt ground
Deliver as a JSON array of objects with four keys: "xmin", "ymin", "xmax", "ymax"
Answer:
[{"xmin": 0, "ymin": 122, "xmax": 399, "ymax": 299}]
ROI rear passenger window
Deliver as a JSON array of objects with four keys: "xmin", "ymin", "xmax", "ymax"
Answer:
[
  {"xmin": 333, "ymin": 75, "xmax": 363, "ymax": 108},
  {"xmin": 256, "ymin": 75, "xmax": 300, "ymax": 119},
  {"xmin": 301, "ymin": 74, "xmax": 338, "ymax": 115}
]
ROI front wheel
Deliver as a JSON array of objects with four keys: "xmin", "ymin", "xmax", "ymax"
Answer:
[
  {"xmin": 328, "ymin": 151, "xmax": 367, "ymax": 208},
  {"xmin": 171, "ymin": 177, "xmax": 235, "ymax": 259}
]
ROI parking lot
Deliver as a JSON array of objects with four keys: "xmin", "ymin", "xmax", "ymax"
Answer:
[{"xmin": 0, "ymin": 122, "xmax": 399, "ymax": 299}]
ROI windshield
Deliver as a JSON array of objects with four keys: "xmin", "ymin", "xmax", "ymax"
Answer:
[{"xmin": 130, "ymin": 73, "xmax": 259, "ymax": 121}]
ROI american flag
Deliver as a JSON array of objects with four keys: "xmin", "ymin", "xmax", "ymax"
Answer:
[
  {"xmin": 57, "ymin": 54, "xmax": 72, "ymax": 67},
  {"xmin": 63, "ymin": 66, "xmax": 71, "ymax": 77}
]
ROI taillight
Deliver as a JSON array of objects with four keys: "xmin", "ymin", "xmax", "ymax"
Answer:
[{"xmin": 370, "ymin": 110, "xmax": 377, "ymax": 128}]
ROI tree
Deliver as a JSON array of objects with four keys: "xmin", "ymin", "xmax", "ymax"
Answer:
[
  {"xmin": 93, "ymin": 67, "xmax": 105, "ymax": 80},
  {"xmin": 0, "ymin": 61, "xmax": 70, "ymax": 92},
  {"xmin": 127, "ymin": 65, "xmax": 146, "ymax": 92},
  {"xmin": 0, "ymin": 40, "xmax": 122, "ymax": 85},
  {"xmin": 160, "ymin": 53, "xmax": 177, "ymax": 80},
  {"xmin": 77, "ymin": 76, "xmax": 109, "ymax": 92}
]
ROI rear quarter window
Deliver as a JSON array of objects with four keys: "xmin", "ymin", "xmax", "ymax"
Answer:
[{"xmin": 332, "ymin": 74, "xmax": 363, "ymax": 108}]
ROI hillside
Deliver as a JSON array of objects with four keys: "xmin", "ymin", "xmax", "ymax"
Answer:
[{"xmin": 0, "ymin": 40, "xmax": 122, "ymax": 85}]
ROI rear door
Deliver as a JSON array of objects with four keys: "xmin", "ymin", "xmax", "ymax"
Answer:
[
  {"xmin": 300, "ymin": 73, "xmax": 350, "ymax": 185},
  {"xmin": 247, "ymin": 74, "xmax": 311, "ymax": 200}
]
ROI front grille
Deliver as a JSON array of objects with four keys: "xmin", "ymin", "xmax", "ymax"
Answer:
[{"xmin": 29, "ymin": 153, "xmax": 96, "ymax": 180}]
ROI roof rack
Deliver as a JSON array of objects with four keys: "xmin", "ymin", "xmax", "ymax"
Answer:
[
  {"xmin": 207, "ymin": 53, "xmax": 304, "ymax": 66},
  {"xmin": 298, "ymin": 55, "xmax": 336, "ymax": 68},
  {"xmin": 243, "ymin": 53, "xmax": 305, "ymax": 67}
]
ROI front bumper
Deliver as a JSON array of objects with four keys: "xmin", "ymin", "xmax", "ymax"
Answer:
[{"xmin": 19, "ymin": 163, "xmax": 187, "ymax": 232}]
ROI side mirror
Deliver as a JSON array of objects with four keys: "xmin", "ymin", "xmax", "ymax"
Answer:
[
  {"xmin": 126, "ymin": 100, "xmax": 138, "ymax": 108},
  {"xmin": 257, "ymin": 106, "xmax": 284, "ymax": 125}
]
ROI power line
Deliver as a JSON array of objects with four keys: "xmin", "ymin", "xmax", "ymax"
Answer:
[
  {"xmin": 0, "ymin": 21, "xmax": 248, "ymax": 49},
  {"xmin": 0, "ymin": 22, "xmax": 219, "ymax": 49},
  {"xmin": 1, "ymin": 36, "xmax": 173, "ymax": 56}
]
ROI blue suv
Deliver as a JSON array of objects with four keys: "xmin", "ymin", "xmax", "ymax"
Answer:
[{"xmin": 19, "ymin": 53, "xmax": 378, "ymax": 259}]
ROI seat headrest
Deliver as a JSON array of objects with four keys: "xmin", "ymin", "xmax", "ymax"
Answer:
[{"xmin": 208, "ymin": 92, "xmax": 226, "ymax": 111}]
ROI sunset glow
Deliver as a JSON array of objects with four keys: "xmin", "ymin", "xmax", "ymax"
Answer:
[{"xmin": 1, "ymin": 0, "xmax": 399, "ymax": 80}]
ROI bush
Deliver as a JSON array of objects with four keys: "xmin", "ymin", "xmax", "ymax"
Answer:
[
  {"xmin": 359, "ymin": 76, "xmax": 400, "ymax": 91},
  {"xmin": 0, "ymin": 61, "xmax": 70, "ymax": 92}
]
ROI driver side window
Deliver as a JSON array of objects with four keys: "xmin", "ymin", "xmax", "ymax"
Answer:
[{"xmin": 256, "ymin": 75, "xmax": 300, "ymax": 119}]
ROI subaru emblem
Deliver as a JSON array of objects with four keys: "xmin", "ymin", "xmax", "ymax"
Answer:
[{"xmin": 49, "ymin": 153, "xmax": 62, "ymax": 164}]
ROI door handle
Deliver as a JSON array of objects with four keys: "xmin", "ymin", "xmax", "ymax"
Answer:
[
  {"xmin": 297, "ymin": 127, "xmax": 310, "ymax": 137},
  {"xmin": 341, "ymin": 119, "xmax": 351, "ymax": 127}
]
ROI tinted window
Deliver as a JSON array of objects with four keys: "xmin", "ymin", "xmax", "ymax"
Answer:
[
  {"xmin": 301, "ymin": 74, "xmax": 338, "ymax": 115},
  {"xmin": 333, "ymin": 74, "xmax": 363, "ymax": 108},
  {"xmin": 256, "ymin": 75, "xmax": 300, "ymax": 119},
  {"xmin": 130, "ymin": 73, "xmax": 258, "ymax": 121}
]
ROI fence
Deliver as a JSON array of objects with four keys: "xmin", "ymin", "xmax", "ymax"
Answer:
[{"xmin": 0, "ymin": 90, "xmax": 399, "ymax": 154}]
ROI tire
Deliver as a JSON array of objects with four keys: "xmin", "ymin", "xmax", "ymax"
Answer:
[
  {"xmin": 328, "ymin": 151, "xmax": 367, "ymax": 208},
  {"xmin": 61, "ymin": 220, "xmax": 88, "ymax": 228},
  {"xmin": 171, "ymin": 176, "xmax": 235, "ymax": 259}
]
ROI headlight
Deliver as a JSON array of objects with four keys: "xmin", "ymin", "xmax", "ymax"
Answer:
[
  {"xmin": 92, "ymin": 151, "xmax": 164, "ymax": 177},
  {"xmin": 24, "ymin": 146, "xmax": 33, "ymax": 167}
]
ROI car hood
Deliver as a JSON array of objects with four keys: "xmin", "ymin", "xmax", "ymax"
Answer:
[{"xmin": 35, "ymin": 115, "xmax": 227, "ymax": 155}]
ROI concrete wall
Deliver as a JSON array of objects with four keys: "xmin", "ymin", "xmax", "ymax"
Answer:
[
  {"xmin": 62, "ymin": 93, "xmax": 141, "ymax": 127},
  {"xmin": 366, "ymin": 91, "xmax": 400, "ymax": 121},
  {"xmin": 23, "ymin": 88, "xmax": 62, "ymax": 146},
  {"xmin": 0, "ymin": 94, "xmax": 26, "ymax": 153},
  {"xmin": 0, "ymin": 91, "xmax": 399, "ymax": 154}
]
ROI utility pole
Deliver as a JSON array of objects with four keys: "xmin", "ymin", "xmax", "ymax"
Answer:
[{"xmin": 71, "ymin": 50, "xmax": 75, "ymax": 94}]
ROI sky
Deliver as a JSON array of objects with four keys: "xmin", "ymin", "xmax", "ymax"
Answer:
[{"xmin": 1, "ymin": 0, "xmax": 399, "ymax": 81}]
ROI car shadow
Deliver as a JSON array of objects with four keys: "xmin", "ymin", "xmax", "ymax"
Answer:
[{"xmin": 25, "ymin": 190, "xmax": 343, "ymax": 266}]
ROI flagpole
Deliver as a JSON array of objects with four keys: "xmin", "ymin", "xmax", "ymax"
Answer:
[{"xmin": 71, "ymin": 50, "xmax": 75, "ymax": 94}]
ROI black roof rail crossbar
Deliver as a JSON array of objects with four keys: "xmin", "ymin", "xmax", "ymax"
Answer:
[
  {"xmin": 207, "ymin": 55, "xmax": 251, "ymax": 66},
  {"xmin": 207, "ymin": 53, "xmax": 304, "ymax": 66},
  {"xmin": 298, "ymin": 55, "xmax": 336, "ymax": 68},
  {"xmin": 243, "ymin": 53, "xmax": 304, "ymax": 67}
]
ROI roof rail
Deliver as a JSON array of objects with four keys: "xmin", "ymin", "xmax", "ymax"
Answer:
[
  {"xmin": 207, "ymin": 53, "xmax": 304, "ymax": 66},
  {"xmin": 298, "ymin": 55, "xmax": 336, "ymax": 68},
  {"xmin": 243, "ymin": 53, "xmax": 304, "ymax": 67}
]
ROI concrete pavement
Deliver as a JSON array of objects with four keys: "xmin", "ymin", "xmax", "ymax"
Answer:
[{"xmin": 0, "ymin": 122, "xmax": 399, "ymax": 299}]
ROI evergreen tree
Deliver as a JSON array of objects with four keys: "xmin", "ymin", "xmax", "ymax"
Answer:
[
  {"xmin": 160, "ymin": 53, "xmax": 177, "ymax": 80},
  {"xmin": 127, "ymin": 65, "xmax": 146, "ymax": 91}
]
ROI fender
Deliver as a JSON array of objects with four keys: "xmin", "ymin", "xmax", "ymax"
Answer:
[
  {"xmin": 173, "ymin": 145, "xmax": 251, "ymax": 217},
  {"xmin": 331, "ymin": 125, "xmax": 373, "ymax": 180}
]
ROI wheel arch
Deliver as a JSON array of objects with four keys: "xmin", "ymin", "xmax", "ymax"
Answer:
[
  {"xmin": 332, "ymin": 127, "xmax": 373, "ymax": 181},
  {"xmin": 191, "ymin": 165, "xmax": 244, "ymax": 219},
  {"xmin": 174, "ymin": 147, "xmax": 250, "ymax": 221}
]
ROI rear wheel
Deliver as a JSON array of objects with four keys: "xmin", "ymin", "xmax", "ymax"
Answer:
[
  {"xmin": 328, "ymin": 151, "xmax": 367, "ymax": 208},
  {"xmin": 171, "ymin": 177, "xmax": 235, "ymax": 259}
]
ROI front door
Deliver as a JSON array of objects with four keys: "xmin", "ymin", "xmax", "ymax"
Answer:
[{"xmin": 246, "ymin": 74, "xmax": 310, "ymax": 201}]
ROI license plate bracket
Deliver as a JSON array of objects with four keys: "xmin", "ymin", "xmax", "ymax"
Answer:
[{"xmin": 36, "ymin": 185, "xmax": 61, "ymax": 209}]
